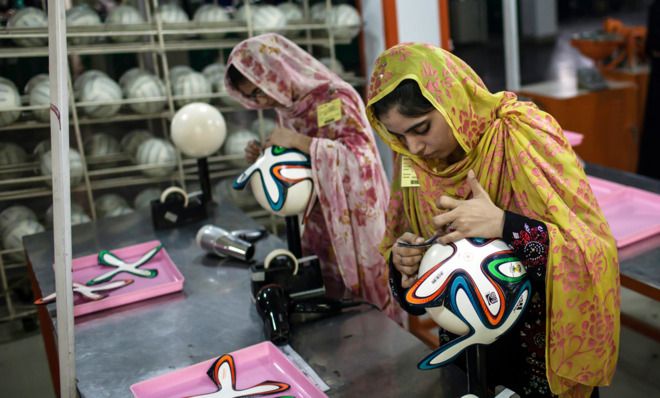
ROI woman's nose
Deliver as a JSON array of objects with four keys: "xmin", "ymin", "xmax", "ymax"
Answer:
[{"xmin": 406, "ymin": 136, "xmax": 424, "ymax": 156}]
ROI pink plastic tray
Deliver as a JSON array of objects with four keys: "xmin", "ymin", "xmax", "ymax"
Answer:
[
  {"xmin": 67, "ymin": 240, "xmax": 184, "ymax": 317},
  {"xmin": 130, "ymin": 341, "xmax": 327, "ymax": 398},
  {"xmin": 564, "ymin": 130, "xmax": 584, "ymax": 147},
  {"xmin": 588, "ymin": 177, "xmax": 660, "ymax": 248}
]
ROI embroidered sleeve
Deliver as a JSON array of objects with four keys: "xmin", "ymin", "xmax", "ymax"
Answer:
[
  {"xmin": 388, "ymin": 255, "xmax": 425, "ymax": 316},
  {"xmin": 502, "ymin": 211, "xmax": 549, "ymax": 283}
]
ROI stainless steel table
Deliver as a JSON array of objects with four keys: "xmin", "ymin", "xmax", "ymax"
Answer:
[{"xmin": 26, "ymin": 203, "xmax": 466, "ymax": 397}]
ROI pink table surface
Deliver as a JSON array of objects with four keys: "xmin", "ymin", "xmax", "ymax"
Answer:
[
  {"xmin": 130, "ymin": 341, "xmax": 327, "ymax": 398},
  {"xmin": 62, "ymin": 240, "xmax": 184, "ymax": 317}
]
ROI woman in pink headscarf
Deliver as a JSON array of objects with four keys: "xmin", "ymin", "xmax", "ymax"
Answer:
[{"xmin": 224, "ymin": 33, "xmax": 402, "ymax": 323}]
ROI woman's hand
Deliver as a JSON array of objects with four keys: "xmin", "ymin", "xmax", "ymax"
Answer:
[
  {"xmin": 392, "ymin": 232, "xmax": 427, "ymax": 288},
  {"xmin": 263, "ymin": 127, "xmax": 312, "ymax": 154},
  {"xmin": 244, "ymin": 140, "xmax": 262, "ymax": 163},
  {"xmin": 432, "ymin": 170, "xmax": 505, "ymax": 244}
]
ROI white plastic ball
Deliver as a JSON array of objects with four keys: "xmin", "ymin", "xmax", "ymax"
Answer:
[
  {"xmin": 310, "ymin": 3, "xmax": 327, "ymax": 21},
  {"xmin": 79, "ymin": 75, "xmax": 123, "ymax": 118},
  {"xmin": 0, "ymin": 142, "xmax": 28, "ymax": 179},
  {"xmin": 74, "ymin": 70, "xmax": 108, "ymax": 100},
  {"xmin": 2, "ymin": 219, "xmax": 44, "ymax": 260},
  {"xmin": 326, "ymin": 4, "xmax": 362, "ymax": 41},
  {"xmin": 29, "ymin": 79, "xmax": 50, "ymax": 122},
  {"xmin": 193, "ymin": 4, "xmax": 231, "ymax": 39},
  {"xmin": 32, "ymin": 140, "xmax": 51, "ymax": 159},
  {"xmin": 24, "ymin": 74, "xmax": 49, "ymax": 94},
  {"xmin": 106, "ymin": 5, "xmax": 145, "ymax": 43},
  {"xmin": 0, "ymin": 205, "xmax": 37, "ymax": 238},
  {"xmin": 40, "ymin": 149, "xmax": 84, "ymax": 187},
  {"xmin": 121, "ymin": 129, "xmax": 154, "ymax": 159},
  {"xmin": 157, "ymin": 3, "xmax": 189, "ymax": 40},
  {"xmin": 173, "ymin": 71, "xmax": 212, "ymax": 107},
  {"xmin": 84, "ymin": 133, "xmax": 121, "ymax": 158},
  {"xmin": 171, "ymin": 102, "xmax": 226, "ymax": 158},
  {"xmin": 135, "ymin": 138, "xmax": 177, "ymax": 177},
  {"xmin": 7, "ymin": 7, "xmax": 48, "ymax": 47},
  {"xmin": 134, "ymin": 187, "xmax": 161, "ymax": 209},
  {"xmin": 95, "ymin": 193, "xmax": 130, "ymax": 218},
  {"xmin": 124, "ymin": 74, "xmax": 166, "ymax": 114},
  {"xmin": 223, "ymin": 129, "xmax": 259, "ymax": 168},
  {"xmin": 119, "ymin": 68, "xmax": 151, "ymax": 89},
  {"xmin": 66, "ymin": 4, "xmax": 102, "ymax": 45},
  {"xmin": 0, "ymin": 77, "xmax": 21, "ymax": 127},
  {"xmin": 277, "ymin": 2, "xmax": 303, "ymax": 36},
  {"xmin": 251, "ymin": 5, "xmax": 287, "ymax": 35},
  {"xmin": 169, "ymin": 65, "xmax": 194, "ymax": 87}
]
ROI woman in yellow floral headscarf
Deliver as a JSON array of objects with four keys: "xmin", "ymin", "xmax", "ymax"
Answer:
[{"xmin": 365, "ymin": 43, "xmax": 619, "ymax": 398}]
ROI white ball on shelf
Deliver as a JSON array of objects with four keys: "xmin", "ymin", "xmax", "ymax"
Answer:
[
  {"xmin": 121, "ymin": 129, "xmax": 154, "ymax": 159},
  {"xmin": 135, "ymin": 138, "xmax": 177, "ymax": 177},
  {"xmin": 319, "ymin": 57, "xmax": 345, "ymax": 74},
  {"xmin": 66, "ymin": 4, "xmax": 102, "ymax": 45},
  {"xmin": 0, "ymin": 142, "xmax": 28, "ymax": 179},
  {"xmin": 24, "ymin": 73, "xmax": 49, "ymax": 94},
  {"xmin": 234, "ymin": 5, "xmax": 259, "ymax": 23},
  {"xmin": 45, "ymin": 202, "xmax": 90, "ymax": 228},
  {"xmin": 39, "ymin": 149, "xmax": 84, "ymax": 187},
  {"xmin": 32, "ymin": 139, "xmax": 51, "ymax": 159},
  {"xmin": 124, "ymin": 74, "xmax": 166, "ymax": 114},
  {"xmin": 2, "ymin": 219, "xmax": 44, "ymax": 259},
  {"xmin": 0, "ymin": 77, "xmax": 22, "ymax": 127},
  {"xmin": 173, "ymin": 71, "xmax": 212, "ymax": 107},
  {"xmin": 326, "ymin": 4, "xmax": 362, "ymax": 41},
  {"xmin": 250, "ymin": 117, "xmax": 277, "ymax": 137},
  {"xmin": 106, "ymin": 5, "xmax": 145, "ymax": 43},
  {"xmin": 84, "ymin": 133, "xmax": 121, "ymax": 158},
  {"xmin": 119, "ymin": 68, "xmax": 151, "ymax": 89},
  {"xmin": 251, "ymin": 5, "xmax": 287, "ymax": 35},
  {"xmin": 223, "ymin": 129, "xmax": 259, "ymax": 168},
  {"xmin": 193, "ymin": 4, "xmax": 231, "ymax": 39},
  {"xmin": 7, "ymin": 7, "xmax": 48, "ymax": 47},
  {"xmin": 134, "ymin": 187, "xmax": 161, "ymax": 209},
  {"xmin": 73, "ymin": 70, "xmax": 108, "ymax": 100},
  {"xmin": 202, "ymin": 63, "xmax": 240, "ymax": 107},
  {"xmin": 29, "ymin": 79, "xmax": 50, "ymax": 122},
  {"xmin": 277, "ymin": 2, "xmax": 304, "ymax": 22},
  {"xmin": 310, "ymin": 3, "xmax": 327, "ymax": 21},
  {"xmin": 171, "ymin": 102, "xmax": 227, "ymax": 158},
  {"xmin": 79, "ymin": 75, "xmax": 123, "ymax": 118},
  {"xmin": 95, "ymin": 193, "xmax": 130, "ymax": 218},
  {"xmin": 157, "ymin": 3, "xmax": 189, "ymax": 40},
  {"xmin": 0, "ymin": 205, "xmax": 37, "ymax": 238},
  {"xmin": 169, "ymin": 65, "xmax": 194, "ymax": 87}
]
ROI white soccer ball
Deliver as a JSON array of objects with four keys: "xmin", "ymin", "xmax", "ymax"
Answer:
[
  {"xmin": 121, "ymin": 129, "xmax": 154, "ymax": 159},
  {"xmin": 24, "ymin": 74, "xmax": 49, "ymax": 94},
  {"xmin": 45, "ymin": 202, "xmax": 90, "ymax": 228},
  {"xmin": 66, "ymin": 4, "xmax": 102, "ymax": 45},
  {"xmin": 74, "ymin": 70, "xmax": 108, "ymax": 100},
  {"xmin": 171, "ymin": 102, "xmax": 226, "ymax": 158},
  {"xmin": 326, "ymin": 4, "xmax": 361, "ymax": 41},
  {"xmin": 251, "ymin": 5, "xmax": 287, "ymax": 35},
  {"xmin": 40, "ymin": 149, "xmax": 84, "ymax": 187},
  {"xmin": 134, "ymin": 187, "xmax": 161, "ymax": 209},
  {"xmin": 173, "ymin": 71, "xmax": 212, "ymax": 107},
  {"xmin": 169, "ymin": 65, "xmax": 194, "ymax": 87},
  {"xmin": 29, "ymin": 79, "xmax": 50, "ymax": 122},
  {"xmin": 135, "ymin": 138, "xmax": 177, "ymax": 177},
  {"xmin": 79, "ymin": 75, "xmax": 123, "ymax": 118},
  {"xmin": 0, "ymin": 205, "xmax": 37, "ymax": 238},
  {"xmin": 0, "ymin": 142, "xmax": 28, "ymax": 179},
  {"xmin": 277, "ymin": 2, "xmax": 303, "ymax": 35},
  {"xmin": 32, "ymin": 140, "xmax": 51, "ymax": 159},
  {"xmin": 2, "ymin": 219, "xmax": 44, "ymax": 260},
  {"xmin": 193, "ymin": 4, "xmax": 231, "ymax": 39},
  {"xmin": 319, "ymin": 57, "xmax": 345, "ymax": 74},
  {"xmin": 124, "ymin": 74, "xmax": 166, "ymax": 114},
  {"xmin": 156, "ymin": 3, "xmax": 189, "ymax": 40},
  {"xmin": 250, "ymin": 117, "xmax": 277, "ymax": 137},
  {"xmin": 119, "ymin": 68, "xmax": 151, "ymax": 89},
  {"xmin": 84, "ymin": 133, "xmax": 121, "ymax": 159},
  {"xmin": 233, "ymin": 146, "xmax": 314, "ymax": 217},
  {"xmin": 223, "ymin": 129, "xmax": 259, "ymax": 168},
  {"xmin": 7, "ymin": 7, "xmax": 48, "ymax": 47},
  {"xmin": 310, "ymin": 3, "xmax": 327, "ymax": 21},
  {"xmin": 106, "ymin": 5, "xmax": 145, "ymax": 43},
  {"xmin": 0, "ymin": 77, "xmax": 22, "ymax": 127},
  {"xmin": 95, "ymin": 193, "xmax": 130, "ymax": 218}
]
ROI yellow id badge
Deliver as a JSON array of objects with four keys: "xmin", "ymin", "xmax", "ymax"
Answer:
[
  {"xmin": 400, "ymin": 157, "xmax": 420, "ymax": 187},
  {"xmin": 316, "ymin": 98, "xmax": 342, "ymax": 127}
]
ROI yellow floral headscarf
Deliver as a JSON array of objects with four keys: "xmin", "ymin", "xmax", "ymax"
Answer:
[{"xmin": 366, "ymin": 43, "xmax": 620, "ymax": 398}]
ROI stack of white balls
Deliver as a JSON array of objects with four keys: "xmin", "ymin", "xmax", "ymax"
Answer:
[
  {"xmin": 66, "ymin": 4, "xmax": 102, "ymax": 45},
  {"xmin": 119, "ymin": 68, "xmax": 167, "ymax": 115},
  {"xmin": 106, "ymin": 4, "xmax": 145, "ymax": 43},
  {"xmin": 0, "ymin": 77, "xmax": 22, "ymax": 127},
  {"xmin": 0, "ymin": 142, "xmax": 27, "ymax": 179},
  {"xmin": 74, "ymin": 70, "xmax": 122, "ymax": 118},
  {"xmin": 193, "ymin": 4, "xmax": 231, "ymax": 39},
  {"xmin": 0, "ymin": 205, "xmax": 44, "ymax": 262},
  {"xmin": 95, "ymin": 193, "xmax": 134, "ymax": 218},
  {"xmin": 170, "ymin": 66, "xmax": 212, "ymax": 107},
  {"xmin": 7, "ymin": 7, "xmax": 48, "ymax": 47}
]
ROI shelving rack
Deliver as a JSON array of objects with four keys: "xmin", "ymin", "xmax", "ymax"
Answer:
[{"xmin": 0, "ymin": 0, "xmax": 365, "ymax": 324}]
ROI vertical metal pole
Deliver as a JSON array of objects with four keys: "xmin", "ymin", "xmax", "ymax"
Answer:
[
  {"xmin": 502, "ymin": 0, "xmax": 521, "ymax": 91},
  {"xmin": 48, "ymin": 1, "xmax": 75, "ymax": 396}
]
